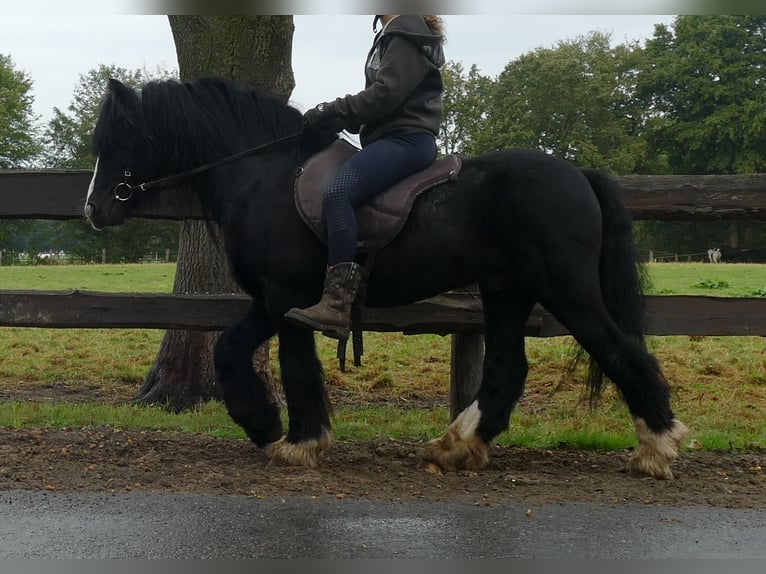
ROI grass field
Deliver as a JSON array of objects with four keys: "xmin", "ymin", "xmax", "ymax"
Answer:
[
  {"xmin": 0, "ymin": 262, "xmax": 764, "ymax": 450},
  {"xmin": 0, "ymin": 263, "xmax": 175, "ymax": 292},
  {"xmin": 644, "ymin": 262, "xmax": 766, "ymax": 297}
]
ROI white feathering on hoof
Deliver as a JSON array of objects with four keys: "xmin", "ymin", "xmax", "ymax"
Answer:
[
  {"xmin": 422, "ymin": 401, "xmax": 489, "ymax": 471},
  {"xmin": 629, "ymin": 417, "xmax": 690, "ymax": 479},
  {"xmin": 452, "ymin": 401, "xmax": 482, "ymax": 439},
  {"xmin": 264, "ymin": 429, "xmax": 333, "ymax": 467}
]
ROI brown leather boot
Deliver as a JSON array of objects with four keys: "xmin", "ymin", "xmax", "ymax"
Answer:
[{"xmin": 284, "ymin": 262, "xmax": 364, "ymax": 340}]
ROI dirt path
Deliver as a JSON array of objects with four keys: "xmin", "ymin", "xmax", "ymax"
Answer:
[{"xmin": 1, "ymin": 426, "xmax": 763, "ymax": 507}]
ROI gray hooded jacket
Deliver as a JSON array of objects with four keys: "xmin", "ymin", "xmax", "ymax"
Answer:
[{"xmin": 323, "ymin": 15, "xmax": 445, "ymax": 147}]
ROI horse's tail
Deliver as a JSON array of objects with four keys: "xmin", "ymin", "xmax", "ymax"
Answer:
[{"xmin": 573, "ymin": 169, "xmax": 651, "ymax": 402}]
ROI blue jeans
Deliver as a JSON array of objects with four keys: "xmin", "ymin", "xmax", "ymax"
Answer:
[{"xmin": 323, "ymin": 132, "xmax": 437, "ymax": 265}]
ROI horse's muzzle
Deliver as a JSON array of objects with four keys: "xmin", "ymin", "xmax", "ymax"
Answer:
[{"xmin": 84, "ymin": 203, "xmax": 105, "ymax": 230}]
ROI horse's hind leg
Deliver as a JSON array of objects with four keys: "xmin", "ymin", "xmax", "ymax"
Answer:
[
  {"xmin": 214, "ymin": 301, "xmax": 282, "ymax": 446},
  {"xmin": 542, "ymin": 289, "xmax": 689, "ymax": 479},
  {"xmin": 422, "ymin": 285, "xmax": 535, "ymax": 471}
]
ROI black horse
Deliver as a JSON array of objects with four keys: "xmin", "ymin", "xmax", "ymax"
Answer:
[{"xmin": 85, "ymin": 76, "xmax": 689, "ymax": 479}]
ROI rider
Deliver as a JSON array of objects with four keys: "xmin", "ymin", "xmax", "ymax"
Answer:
[{"xmin": 285, "ymin": 14, "xmax": 446, "ymax": 339}]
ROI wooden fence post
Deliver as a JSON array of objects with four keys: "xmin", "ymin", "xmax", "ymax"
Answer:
[{"xmin": 449, "ymin": 332, "xmax": 484, "ymax": 420}]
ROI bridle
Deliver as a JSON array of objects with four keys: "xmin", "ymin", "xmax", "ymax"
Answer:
[
  {"xmin": 110, "ymin": 130, "xmax": 304, "ymax": 202},
  {"xmin": 113, "ymin": 171, "xmax": 139, "ymax": 202}
]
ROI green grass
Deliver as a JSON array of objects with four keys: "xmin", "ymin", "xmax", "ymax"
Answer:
[
  {"xmin": 0, "ymin": 394, "xmax": 644, "ymax": 449},
  {"xmin": 0, "ymin": 262, "xmax": 764, "ymax": 451},
  {"xmin": 0, "ymin": 400, "xmax": 241, "ymax": 438},
  {"xmin": 645, "ymin": 262, "xmax": 766, "ymax": 297},
  {"xmin": 0, "ymin": 263, "xmax": 175, "ymax": 292},
  {"xmin": 0, "ymin": 263, "xmax": 172, "ymax": 385},
  {"xmin": 2, "ymin": 398, "xmax": 762, "ymax": 452}
]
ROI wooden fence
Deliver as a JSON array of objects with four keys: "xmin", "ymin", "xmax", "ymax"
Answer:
[{"xmin": 2, "ymin": 169, "xmax": 766, "ymax": 416}]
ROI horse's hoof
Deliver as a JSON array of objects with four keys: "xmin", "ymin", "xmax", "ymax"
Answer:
[
  {"xmin": 629, "ymin": 418, "xmax": 690, "ymax": 479},
  {"xmin": 420, "ymin": 462, "xmax": 444, "ymax": 476},
  {"xmin": 264, "ymin": 431, "xmax": 333, "ymax": 467},
  {"xmin": 421, "ymin": 402, "xmax": 490, "ymax": 472},
  {"xmin": 626, "ymin": 456, "xmax": 674, "ymax": 480},
  {"xmin": 421, "ymin": 431, "xmax": 489, "ymax": 473}
]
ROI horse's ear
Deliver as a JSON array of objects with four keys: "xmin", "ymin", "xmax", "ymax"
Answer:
[{"xmin": 107, "ymin": 78, "xmax": 130, "ymax": 98}]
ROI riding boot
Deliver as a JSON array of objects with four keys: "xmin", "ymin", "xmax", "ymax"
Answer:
[{"xmin": 284, "ymin": 262, "xmax": 364, "ymax": 340}]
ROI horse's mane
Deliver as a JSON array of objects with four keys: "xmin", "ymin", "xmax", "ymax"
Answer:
[{"xmin": 93, "ymin": 76, "xmax": 305, "ymax": 169}]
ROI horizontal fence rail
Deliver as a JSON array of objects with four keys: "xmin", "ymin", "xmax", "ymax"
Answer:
[
  {"xmin": 0, "ymin": 290, "xmax": 765, "ymax": 336},
  {"xmin": 2, "ymin": 170, "xmax": 766, "ymax": 220}
]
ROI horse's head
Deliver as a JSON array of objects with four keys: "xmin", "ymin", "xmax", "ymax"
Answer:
[{"xmin": 85, "ymin": 78, "xmax": 151, "ymax": 230}]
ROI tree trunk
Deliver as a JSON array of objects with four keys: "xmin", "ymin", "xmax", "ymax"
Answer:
[
  {"xmin": 135, "ymin": 16, "xmax": 295, "ymax": 410},
  {"xmin": 728, "ymin": 221, "xmax": 740, "ymax": 248}
]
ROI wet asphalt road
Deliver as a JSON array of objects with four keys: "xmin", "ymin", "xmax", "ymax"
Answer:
[{"xmin": 1, "ymin": 489, "xmax": 765, "ymax": 558}]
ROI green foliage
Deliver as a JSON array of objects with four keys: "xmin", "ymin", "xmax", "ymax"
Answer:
[
  {"xmin": 0, "ymin": 53, "xmax": 42, "ymax": 167},
  {"xmin": 439, "ymin": 61, "xmax": 492, "ymax": 155},
  {"xmin": 634, "ymin": 219, "xmax": 766, "ymax": 257},
  {"xmin": 472, "ymin": 31, "xmax": 648, "ymax": 173},
  {"xmin": 0, "ymin": 221, "xmax": 39, "ymax": 258},
  {"xmin": 691, "ymin": 279, "xmax": 730, "ymax": 290},
  {"xmin": 437, "ymin": 17, "xmax": 766, "ymax": 256},
  {"xmin": 54, "ymin": 219, "xmax": 180, "ymax": 264},
  {"xmin": 0, "ymin": 218, "xmax": 180, "ymax": 264},
  {"xmin": 628, "ymin": 16, "xmax": 766, "ymax": 254},
  {"xmin": 637, "ymin": 16, "xmax": 766, "ymax": 175}
]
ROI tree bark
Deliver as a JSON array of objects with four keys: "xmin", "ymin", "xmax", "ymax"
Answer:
[
  {"xmin": 728, "ymin": 222, "xmax": 740, "ymax": 248},
  {"xmin": 135, "ymin": 16, "xmax": 295, "ymax": 410}
]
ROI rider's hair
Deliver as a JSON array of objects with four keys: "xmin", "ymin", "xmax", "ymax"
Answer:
[{"xmin": 423, "ymin": 15, "xmax": 445, "ymax": 41}]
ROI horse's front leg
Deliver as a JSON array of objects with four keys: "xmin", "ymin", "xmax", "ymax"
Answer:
[
  {"xmin": 214, "ymin": 301, "xmax": 282, "ymax": 446},
  {"xmin": 265, "ymin": 325, "xmax": 333, "ymax": 467}
]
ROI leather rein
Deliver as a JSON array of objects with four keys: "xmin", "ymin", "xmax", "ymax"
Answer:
[{"xmin": 113, "ymin": 131, "xmax": 304, "ymax": 202}]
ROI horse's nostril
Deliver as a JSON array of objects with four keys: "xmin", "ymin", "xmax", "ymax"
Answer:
[{"xmin": 84, "ymin": 203, "xmax": 95, "ymax": 219}]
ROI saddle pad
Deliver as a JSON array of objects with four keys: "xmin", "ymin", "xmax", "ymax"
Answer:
[{"xmin": 294, "ymin": 139, "xmax": 461, "ymax": 251}]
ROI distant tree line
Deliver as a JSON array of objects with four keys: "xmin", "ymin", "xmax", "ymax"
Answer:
[
  {"xmin": 439, "ymin": 16, "xmax": 766, "ymax": 255},
  {"xmin": 2, "ymin": 15, "xmax": 766, "ymax": 260}
]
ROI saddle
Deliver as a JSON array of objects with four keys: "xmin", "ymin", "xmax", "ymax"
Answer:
[
  {"xmin": 294, "ymin": 138, "xmax": 462, "ymax": 250},
  {"xmin": 293, "ymin": 137, "xmax": 462, "ymax": 372}
]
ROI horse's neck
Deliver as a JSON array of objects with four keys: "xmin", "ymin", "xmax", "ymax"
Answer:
[
  {"xmin": 146, "ymin": 94, "xmax": 306, "ymax": 218},
  {"xmin": 199, "ymin": 146, "xmax": 300, "ymax": 222}
]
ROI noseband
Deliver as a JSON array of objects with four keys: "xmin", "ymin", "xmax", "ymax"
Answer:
[{"xmin": 113, "ymin": 170, "xmax": 145, "ymax": 202}]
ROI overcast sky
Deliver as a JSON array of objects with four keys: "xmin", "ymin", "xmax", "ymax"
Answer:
[{"xmin": 0, "ymin": 13, "xmax": 676, "ymax": 124}]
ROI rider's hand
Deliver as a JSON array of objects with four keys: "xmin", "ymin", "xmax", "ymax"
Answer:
[{"xmin": 302, "ymin": 103, "xmax": 342, "ymax": 131}]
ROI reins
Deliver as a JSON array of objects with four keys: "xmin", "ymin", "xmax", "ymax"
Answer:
[{"xmin": 114, "ymin": 130, "xmax": 304, "ymax": 201}]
